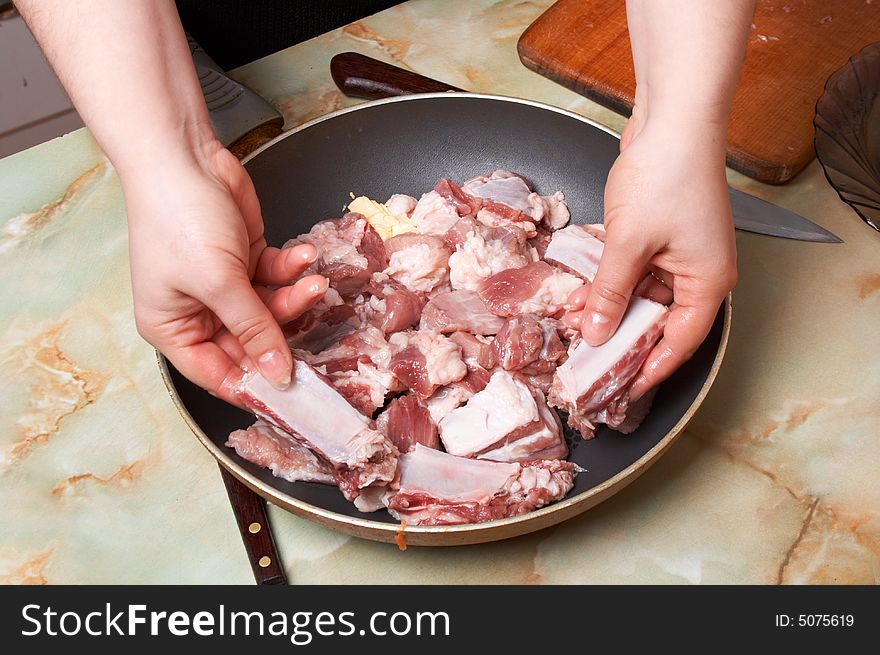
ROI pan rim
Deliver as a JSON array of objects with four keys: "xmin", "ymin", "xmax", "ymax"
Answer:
[{"xmin": 158, "ymin": 93, "xmax": 732, "ymax": 543}]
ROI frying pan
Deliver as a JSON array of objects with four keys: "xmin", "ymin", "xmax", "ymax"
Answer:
[{"xmin": 161, "ymin": 69, "xmax": 730, "ymax": 546}]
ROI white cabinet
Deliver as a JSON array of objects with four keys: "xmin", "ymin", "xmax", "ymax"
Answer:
[{"xmin": 0, "ymin": 10, "xmax": 82, "ymax": 158}]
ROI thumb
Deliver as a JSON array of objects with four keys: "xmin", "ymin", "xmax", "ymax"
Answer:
[
  {"xmin": 203, "ymin": 273, "xmax": 292, "ymax": 389},
  {"xmin": 581, "ymin": 226, "xmax": 652, "ymax": 346}
]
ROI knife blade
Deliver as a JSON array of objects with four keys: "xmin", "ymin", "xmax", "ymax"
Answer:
[
  {"xmin": 728, "ymin": 187, "xmax": 842, "ymax": 243},
  {"xmin": 330, "ymin": 52, "xmax": 843, "ymax": 244}
]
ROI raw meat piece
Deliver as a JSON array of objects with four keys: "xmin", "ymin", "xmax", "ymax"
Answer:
[
  {"xmin": 439, "ymin": 369, "xmax": 562, "ymax": 460},
  {"xmin": 283, "ymin": 288, "xmax": 360, "ymax": 354},
  {"xmin": 236, "ymin": 361, "xmax": 398, "ymax": 497},
  {"xmin": 434, "ymin": 178, "xmax": 482, "ymax": 217},
  {"xmin": 376, "ymin": 395, "xmax": 440, "ymax": 453},
  {"xmin": 363, "ymin": 274, "xmax": 427, "ymax": 334},
  {"xmin": 594, "ymin": 387, "xmax": 658, "ymax": 435},
  {"xmin": 300, "ymin": 325, "xmax": 397, "ymax": 416},
  {"xmin": 448, "ymin": 331, "xmax": 496, "ymax": 371},
  {"xmin": 226, "ymin": 419, "xmax": 336, "ymax": 484},
  {"xmin": 478, "ymin": 389, "xmax": 567, "ymax": 462},
  {"xmin": 388, "ymin": 330, "xmax": 467, "ymax": 398},
  {"xmin": 492, "ymin": 314, "xmax": 541, "ymax": 370},
  {"xmin": 544, "ymin": 224, "xmax": 606, "ymax": 282},
  {"xmin": 419, "ymin": 289, "xmax": 505, "ymax": 335},
  {"xmin": 477, "ymin": 261, "xmax": 583, "ymax": 317},
  {"xmin": 463, "ymin": 170, "xmax": 570, "ymax": 230},
  {"xmin": 383, "ymin": 233, "xmax": 451, "ymax": 293},
  {"xmin": 528, "ymin": 225, "xmax": 552, "ymax": 259},
  {"xmin": 493, "ymin": 314, "xmax": 567, "ymax": 375},
  {"xmin": 288, "ymin": 213, "xmax": 387, "ymax": 297},
  {"xmin": 410, "ymin": 189, "xmax": 468, "ymax": 236},
  {"xmin": 304, "ymin": 325, "xmax": 391, "ymax": 373},
  {"xmin": 424, "ymin": 384, "xmax": 472, "ymax": 424},
  {"xmin": 549, "ymin": 296, "xmax": 668, "ymax": 434},
  {"xmin": 446, "ymin": 217, "xmax": 532, "ymax": 291},
  {"xmin": 385, "ymin": 444, "xmax": 577, "ymax": 526},
  {"xmin": 384, "ymin": 193, "xmax": 417, "ymax": 217}
]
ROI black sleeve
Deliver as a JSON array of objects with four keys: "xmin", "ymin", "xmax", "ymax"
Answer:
[{"xmin": 176, "ymin": 0, "xmax": 402, "ymax": 70}]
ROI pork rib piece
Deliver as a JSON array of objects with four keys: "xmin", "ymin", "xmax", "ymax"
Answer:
[
  {"xmin": 388, "ymin": 330, "xmax": 467, "ymax": 398},
  {"xmin": 383, "ymin": 233, "xmax": 451, "ymax": 293},
  {"xmin": 287, "ymin": 212, "xmax": 387, "ymax": 298},
  {"xmin": 385, "ymin": 444, "xmax": 577, "ymax": 526},
  {"xmin": 492, "ymin": 314, "xmax": 567, "ymax": 374},
  {"xmin": 236, "ymin": 361, "xmax": 398, "ymax": 498},
  {"xmin": 445, "ymin": 217, "xmax": 533, "ymax": 291},
  {"xmin": 478, "ymin": 388, "xmax": 567, "ymax": 462},
  {"xmin": 543, "ymin": 224, "xmax": 606, "ymax": 282},
  {"xmin": 438, "ymin": 369, "xmax": 565, "ymax": 461},
  {"xmin": 549, "ymin": 296, "xmax": 668, "ymax": 435},
  {"xmin": 226, "ymin": 419, "xmax": 336, "ymax": 485},
  {"xmin": 463, "ymin": 170, "xmax": 571, "ymax": 231},
  {"xmin": 420, "ymin": 289, "xmax": 506, "ymax": 335},
  {"xmin": 297, "ymin": 325, "xmax": 398, "ymax": 416},
  {"xmin": 477, "ymin": 261, "xmax": 583, "ymax": 317},
  {"xmin": 376, "ymin": 395, "xmax": 440, "ymax": 453},
  {"xmin": 363, "ymin": 273, "xmax": 426, "ymax": 334}
]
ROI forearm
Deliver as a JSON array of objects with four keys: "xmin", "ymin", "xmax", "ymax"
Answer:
[
  {"xmin": 626, "ymin": 0, "xmax": 754, "ymax": 145},
  {"xmin": 16, "ymin": 0, "xmax": 213, "ymax": 180}
]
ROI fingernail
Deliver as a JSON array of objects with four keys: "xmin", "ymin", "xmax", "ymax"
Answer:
[
  {"xmin": 303, "ymin": 245, "xmax": 318, "ymax": 264},
  {"xmin": 257, "ymin": 350, "xmax": 291, "ymax": 390},
  {"xmin": 310, "ymin": 277, "xmax": 329, "ymax": 294},
  {"xmin": 583, "ymin": 312, "xmax": 611, "ymax": 346}
]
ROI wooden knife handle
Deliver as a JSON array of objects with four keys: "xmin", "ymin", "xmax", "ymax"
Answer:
[
  {"xmin": 219, "ymin": 466, "xmax": 287, "ymax": 585},
  {"xmin": 331, "ymin": 52, "xmax": 463, "ymax": 99}
]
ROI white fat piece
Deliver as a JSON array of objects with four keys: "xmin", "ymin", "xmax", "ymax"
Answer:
[
  {"xmin": 411, "ymin": 190, "xmax": 461, "ymax": 236},
  {"xmin": 397, "ymin": 444, "xmax": 520, "ymax": 504},
  {"xmin": 544, "ymin": 224, "xmax": 606, "ymax": 282},
  {"xmin": 555, "ymin": 297, "xmax": 668, "ymax": 404},
  {"xmin": 439, "ymin": 370, "xmax": 539, "ymax": 457},
  {"xmin": 518, "ymin": 269, "xmax": 583, "ymax": 315}
]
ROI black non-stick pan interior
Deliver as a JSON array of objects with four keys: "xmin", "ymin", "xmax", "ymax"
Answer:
[{"xmin": 168, "ymin": 95, "xmax": 724, "ymax": 525}]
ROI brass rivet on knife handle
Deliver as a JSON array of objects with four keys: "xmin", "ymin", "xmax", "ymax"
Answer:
[
  {"xmin": 330, "ymin": 52, "xmax": 464, "ymax": 100},
  {"xmin": 219, "ymin": 465, "xmax": 287, "ymax": 585}
]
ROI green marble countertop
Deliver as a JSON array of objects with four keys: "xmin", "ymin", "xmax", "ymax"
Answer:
[{"xmin": 2, "ymin": 0, "xmax": 878, "ymax": 584}]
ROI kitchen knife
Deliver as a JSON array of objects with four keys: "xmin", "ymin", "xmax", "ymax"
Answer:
[
  {"xmin": 189, "ymin": 35, "xmax": 286, "ymax": 586},
  {"xmin": 330, "ymin": 52, "xmax": 843, "ymax": 244}
]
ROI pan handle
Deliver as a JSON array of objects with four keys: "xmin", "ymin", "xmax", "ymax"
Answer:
[
  {"xmin": 330, "ymin": 52, "xmax": 463, "ymax": 99},
  {"xmin": 219, "ymin": 466, "xmax": 287, "ymax": 585}
]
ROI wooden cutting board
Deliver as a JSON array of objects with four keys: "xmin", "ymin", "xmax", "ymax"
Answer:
[{"xmin": 518, "ymin": 0, "xmax": 880, "ymax": 184}]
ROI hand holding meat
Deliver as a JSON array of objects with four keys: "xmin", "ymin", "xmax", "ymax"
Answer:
[
  {"xmin": 125, "ymin": 141, "xmax": 328, "ymax": 404},
  {"xmin": 564, "ymin": 122, "xmax": 737, "ymax": 401}
]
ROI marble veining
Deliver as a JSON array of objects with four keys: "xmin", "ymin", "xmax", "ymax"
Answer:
[{"xmin": 1, "ymin": 0, "xmax": 878, "ymax": 584}]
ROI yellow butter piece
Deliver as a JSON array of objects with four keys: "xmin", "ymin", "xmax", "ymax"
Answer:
[{"xmin": 348, "ymin": 195, "xmax": 417, "ymax": 241}]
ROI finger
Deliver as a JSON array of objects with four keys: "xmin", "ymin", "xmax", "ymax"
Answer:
[
  {"xmin": 562, "ymin": 310, "xmax": 584, "ymax": 329},
  {"xmin": 163, "ymin": 341, "xmax": 246, "ymax": 408},
  {"xmin": 213, "ymin": 328, "xmax": 251, "ymax": 371},
  {"xmin": 634, "ymin": 275, "xmax": 674, "ymax": 305},
  {"xmin": 581, "ymin": 228, "xmax": 652, "ymax": 346},
  {"xmin": 628, "ymin": 298, "xmax": 721, "ymax": 400},
  {"xmin": 565, "ymin": 284, "xmax": 591, "ymax": 312},
  {"xmin": 253, "ymin": 244, "xmax": 318, "ymax": 285},
  {"xmin": 263, "ymin": 275, "xmax": 328, "ymax": 324},
  {"xmin": 203, "ymin": 274, "xmax": 293, "ymax": 390}
]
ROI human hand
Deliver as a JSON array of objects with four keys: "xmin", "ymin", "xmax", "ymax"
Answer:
[
  {"xmin": 564, "ymin": 112, "xmax": 737, "ymax": 399},
  {"xmin": 123, "ymin": 139, "xmax": 327, "ymax": 405}
]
